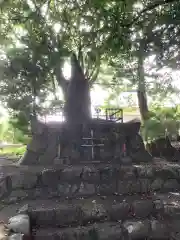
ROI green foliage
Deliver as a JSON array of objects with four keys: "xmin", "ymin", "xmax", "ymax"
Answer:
[
  {"xmin": 96, "ymin": 1, "xmax": 180, "ymax": 120},
  {"xmin": 0, "ymin": 114, "xmax": 30, "ymax": 144},
  {"xmin": 0, "ymin": 146, "xmax": 26, "ymax": 158},
  {"xmin": 141, "ymin": 106, "xmax": 180, "ymax": 142},
  {"xmin": 0, "ymin": 0, "xmax": 180, "ymax": 129},
  {"xmin": 9, "ymin": 112, "xmax": 31, "ymax": 144},
  {"xmin": 9, "ymin": 112, "xmax": 30, "ymax": 135},
  {"xmin": 0, "ymin": 120, "xmax": 9, "ymax": 141}
]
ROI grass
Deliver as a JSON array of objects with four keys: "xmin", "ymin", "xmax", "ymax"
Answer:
[{"xmin": 0, "ymin": 145, "xmax": 26, "ymax": 159}]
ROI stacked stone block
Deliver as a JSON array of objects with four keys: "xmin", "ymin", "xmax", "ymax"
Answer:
[
  {"xmin": 1, "ymin": 161, "xmax": 180, "ymax": 239},
  {"xmin": 18, "ymin": 120, "xmax": 152, "ymax": 165}
]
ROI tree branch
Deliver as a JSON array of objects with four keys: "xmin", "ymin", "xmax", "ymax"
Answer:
[
  {"xmin": 3, "ymin": 0, "xmax": 49, "ymax": 23},
  {"xmin": 127, "ymin": 0, "xmax": 178, "ymax": 27}
]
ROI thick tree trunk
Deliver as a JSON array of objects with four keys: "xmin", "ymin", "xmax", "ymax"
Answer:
[
  {"xmin": 64, "ymin": 54, "xmax": 91, "ymax": 123},
  {"xmin": 137, "ymin": 53, "xmax": 149, "ymax": 122},
  {"xmin": 31, "ymin": 83, "xmax": 37, "ymax": 119},
  {"xmin": 137, "ymin": 90, "xmax": 148, "ymax": 121},
  {"xmin": 54, "ymin": 55, "xmax": 91, "ymax": 123}
]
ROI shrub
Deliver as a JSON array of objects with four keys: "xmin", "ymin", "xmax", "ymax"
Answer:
[{"xmin": 141, "ymin": 106, "xmax": 180, "ymax": 142}]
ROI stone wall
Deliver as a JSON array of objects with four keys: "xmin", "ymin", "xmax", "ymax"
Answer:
[
  {"xmin": 1, "ymin": 162, "xmax": 180, "ymax": 204},
  {"xmin": 146, "ymin": 137, "xmax": 180, "ymax": 161},
  {"xmin": 2, "ymin": 161, "xmax": 180, "ymax": 239},
  {"xmin": 19, "ymin": 119, "xmax": 152, "ymax": 165}
]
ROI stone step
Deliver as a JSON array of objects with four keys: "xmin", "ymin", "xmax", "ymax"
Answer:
[
  {"xmin": 2, "ymin": 179, "xmax": 180, "ymax": 205},
  {"xmin": 2, "ymin": 161, "xmax": 180, "ymax": 204},
  {"xmin": 2, "ymin": 160, "xmax": 180, "ymax": 185},
  {"xmin": 2, "ymin": 193, "xmax": 180, "ymax": 228},
  {"xmin": 32, "ymin": 220, "xmax": 175, "ymax": 240},
  {"xmin": 29, "ymin": 197, "xmax": 155, "ymax": 228},
  {"xmin": 29, "ymin": 193, "xmax": 180, "ymax": 229}
]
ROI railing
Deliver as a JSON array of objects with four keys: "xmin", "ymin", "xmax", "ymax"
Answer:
[
  {"xmin": 39, "ymin": 105, "xmax": 123, "ymax": 123},
  {"xmin": 105, "ymin": 108, "xmax": 123, "ymax": 122},
  {"xmin": 92, "ymin": 107, "xmax": 123, "ymax": 122}
]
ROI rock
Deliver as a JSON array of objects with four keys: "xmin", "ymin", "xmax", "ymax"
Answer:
[
  {"xmin": 97, "ymin": 222, "xmax": 127, "ymax": 240},
  {"xmin": 124, "ymin": 220, "xmax": 151, "ymax": 239},
  {"xmin": 130, "ymin": 180, "xmax": 141, "ymax": 194},
  {"xmin": 8, "ymin": 214, "xmax": 30, "ymax": 235},
  {"xmin": 99, "ymin": 166, "xmax": 119, "ymax": 182},
  {"xmin": 163, "ymin": 179, "xmax": 180, "ymax": 191},
  {"xmin": 132, "ymin": 200, "xmax": 154, "ymax": 218},
  {"xmin": 147, "ymin": 137, "xmax": 180, "ymax": 161},
  {"xmin": 119, "ymin": 166, "xmax": 137, "ymax": 180},
  {"xmin": 57, "ymin": 182, "xmax": 96, "ymax": 197},
  {"xmin": 0, "ymin": 176, "xmax": 12, "ymax": 199},
  {"xmin": 31, "ymin": 207, "xmax": 56, "ymax": 227},
  {"xmin": 139, "ymin": 179, "xmax": 151, "ymax": 193},
  {"xmin": 8, "ymin": 233, "xmax": 23, "ymax": 240},
  {"xmin": 155, "ymin": 167, "xmax": 177, "ymax": 179},
  {"xmin": 60, "ymin": 166, "xmax": 84, "ymax": 182},
  {"xmin": 128, "ymin": 134, "xmax": 145, "ymax": 151},
  {"xmin": 55, "ymin": 206, "xmax": 84, "ymax": 226},
  {"xmin": 3, "ymin": 190, "xmax": 28, "ymax": 204},
  {"xmin": 151, "ymin": 178, "xmax": 164, "ymax": 191},
  {"xmin": 34, "ymin": 222, "xmax": 128, "ymax": 240},
  {"xmin": 136, "ymin": 165, "xmax": 154, "ymax": 178},
  {"xmin": 117, "ymin": 181, "xmax": 137, "ymax": 194},
  {"xmin": 170, "ymin": 220, "xmax": 180, "ymax": 232},
  {"xmin": 151, "ymin": 220, "xmax": 170, "ymax": 239},
  {"xmin": 18, "ymin": 151, "xmax": 40, "ymax": 165},
  {"xmin": 97, "ymin": 183, "xmax": 116, "ymax": 195},
  {"xmin": 171, "ymin": 232, "xmax": 180, "ymax": 240},
  {"xmin": 173, "ymin": 150, "xmax": 180, "ymax": 162},
  {"xmin": 11, "ymin": 173, "xmax": 37, "ymax": 189},
  {"xmin": 121, "ymin": 156, "xmax": 132, "ymax": 164},
  {"xmin": 153, "ymin": 199, "xmax": 164, "ymax": 216},
  {"xmin": 18, "ymin": 204, "xmax": 29, "ymax": 215},
  {"xmin": 82, "ymin": 166, "xmax": 99, "ymax": 183},
  {"xmin": 164, "ymin": 203, "xmax": 180, "ymax": 218},
  {"xmin": 131, "ymin": 151, "xmax": 152, "ymax": 163},
  {"xmin": 127, "ymin": 134, "xmax": 152, "ymax": 163},
  {"xmin": 77, "ymin": 183, "xmax": 95, "ymax": 196},
  {"xmin": 41, "ymin": 169, "xmax": 61, "ymax": 187},
  {"xmin": 109, "ymin": 202, "xmax": 130, "ymax": 220}
]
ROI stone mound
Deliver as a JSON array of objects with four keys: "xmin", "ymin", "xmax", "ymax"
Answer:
[
  {"xmin": 2, "ymin": 160, "xmax": 180, "ymax": 239},
  {"xmin": 18, "ymin": 119, "xmax": 152, "ymax": 166},
  {"xmin": 2, "ymin": 119, "xmax": 180, "ymax": 239},
  {"xmin": 146, "ymin": 137, "xmax": 180, "ymax": 161}
]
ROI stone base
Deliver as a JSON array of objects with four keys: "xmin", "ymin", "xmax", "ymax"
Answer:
[
  {"xmin": 1, "ymin": 160, "xmax": 180, "ymax": 204},
  {"xmin": 2, "ymin": 159, "xmax": 180, "ymax": 239},
  {"xmin": 19, "ymin": 119, "xmax": 152, "ymax": 165},
  {"xmin": 4, "ymin": 193, "xmax": 180, "ymax": 240}
]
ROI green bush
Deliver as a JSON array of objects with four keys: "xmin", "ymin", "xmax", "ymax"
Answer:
[
  {"xmin": 141, "ymin": 106, "xmax": 180, "ymax": 142},
  {"xmin": 0, "ymin": 146, "xmax": 26, "ymax": 158}
]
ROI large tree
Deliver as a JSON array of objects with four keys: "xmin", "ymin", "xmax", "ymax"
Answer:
[
  {"xmin": 1, "ymin": 0, "xmax": 180, "ymax": 123},
  {"xmin": 0, "ymin": 0, "xmax": 106, "ymax": 121},
  {"xmin": 97, "ymin": 0, "xmax": 180, "ymax": 121}
]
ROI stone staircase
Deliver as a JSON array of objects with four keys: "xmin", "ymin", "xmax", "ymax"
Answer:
[{"xmin": 2, "ymin": 160, "xmax": 180, "ymax": 239}]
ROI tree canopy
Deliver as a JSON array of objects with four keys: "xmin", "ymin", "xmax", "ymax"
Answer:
[{"xmin": 0, "ymin": 0, "xmax": 180, "ymax": 123}]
